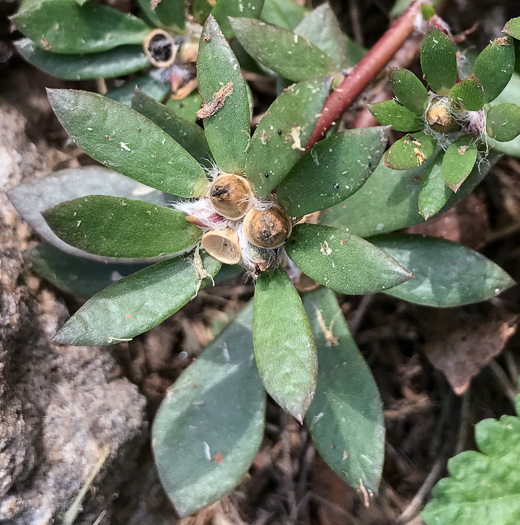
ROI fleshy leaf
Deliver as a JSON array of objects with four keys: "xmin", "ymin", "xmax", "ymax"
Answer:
[
  {"xmin": 422, "ymin": 387, "xmax": 520, "ymax": 524},
  {"xmin": 418, "ymin": 152, "xmax": 451, "ymax": 220},
  {"xmin": 420, "ymin": 26, "xmax": 457, "ymax": 94},
  {"xmin": 230, "ymin": 17, "xmax": 339, "ymax": 82},
  {"xmin": 7, "ymin": 166, "xmax": 171, "ymax": 263},
  {"xmin": 449, "ymin": 74, "xmax": 485, "ymax": 111},
  {"xmin": 369, "ymin": 234, "xmax": 515, "ymax": 307},
  {"xmin": 15, "ymin": 39, "xmax": 149, "ymax": 80},
  {"xmin": 442, "ymin": 135, "xmax": 478, "ymax": 191},
  {"xmin": 261, "ymin": 0, "xmax": 306, "ymax": 29},
  {"xmin": 131, "ymin": 88, "xmax": 213, "ymax": 168},
  {"xmin": 472, "ymin": 36, "xmax": 515, "ymax": 103},
  {"xmin": 43, "ymin": 196, "xmax": 201, "ymax": 258},
  {"xmin": 369, "ymin": 100, "xmax": 424, "ymax": 132},
  {"xmin": 286, "ymin": 224, "xmax": 412, "ymax": 294},
  {"xmin": 106, "ymin": 73, "xmax": 170, "ymax": 105},
  {"xmin": 253, "ymin": 268, "xmax": 317, "ymax": 422},
  {"xmin": 154, "ymin": 0, "xmax": 185, "ymax": 30},
  {"xmin": 294, "ymin": 3, "xmax": 349, "ymax": 70},
  {"xmin": 166, "ymin": 91, "xmax": 204, "ymax": 122},
  {"xmin": 48, "ymin": 89, "xmax": 208, "ymax": 197},
  {"xmin": 486, "ymin": 103, "xmax": 520, "ymax": 142},
  {"xmin": 55, "ymin": 252, "xmax": 221, "ymax": 345},
  {"xmin": 153, "ymin": 301, "xmax": 265, "ymax": 518},
  {"xmin": 384, "ymin": 131, "xmax": 437, "ymax": 170},
  {"xmin": 387, "ymin": 67, "xmax": 429, "ymax": 115},
  {"xmin": 319, "ymin": 153, "xmax": 497, "ymax": 237},
  {"xmin": 503, "ymin": 17, "xmax": 520, "ymax": 40},
  {"xmin": 277, "ymin": 127, "xmax": 388, "ymax": 215},
  {"xmin": 304, "ymin": 288, "xmax": 384, "ymax": 492},
  {"xmin": 211, "ymin": 0, "xmax": 265, "ymax": 38},
  {"xmin": 197, "ymin": 16, "xmax": 250, "ymax": 173},
  {"xmin": 193, "ymin": 0, "xmax": 213, "ymax": 24},
  {"xmin": 11, "ymin": 0, "xmax": 150, "ymax": 54},
  {"xmin": 28, "ymin": 243, "xmax": 147, "ymax": 299},
  {"xmin": 245, "ymin": 77, "xmax": 331, "ymax": 197}
]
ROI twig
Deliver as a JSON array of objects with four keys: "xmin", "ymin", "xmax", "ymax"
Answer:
[
  {"xmin": 489, "ymin": 360, "xmax": 519, "ymax": 404},
  {"xmin": 454, "ymin": 390, "xmax": 470, "ymax": 455},
  {"xmin": 348, "ymin": 295, "xmax": 375, "ymax": 335},
  {"xmin": 306, "ymin": 0, "xmax": 424, "ymax": 150}
]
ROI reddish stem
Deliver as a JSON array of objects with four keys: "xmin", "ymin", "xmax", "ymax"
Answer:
[{"xmin": 305, "ymin": 0, "xmax": 424, "ymax": 151}]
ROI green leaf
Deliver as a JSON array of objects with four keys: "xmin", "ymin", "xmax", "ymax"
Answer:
[
  {"xmin": 504, "ymin": 17, "xmax": 520, "ymax": 40},
  {"xmin": 28, "ymin": 243, "xmax": 147, "ymax": 299},
  {"xmin": 387, "ymin": 67, "xmax": 429, "ymax": 115},
  {"xmin": 384, "ymin": 131, "xmax": 437, "ymax": 170},
  {"xmin": 153, "ymin": 301, "xmax": 265, "ymax": 517},
  {"xmin": 304, "ymin": 288, "xmax": 384, "ymax": 492},
  {"xmin": 253, "ymin": 268, "xmax": 317, "ymax": 422},
  {"xmin": 55, "ymin": 252, "xmax": 220, "ymax": 345},
  {"xmin": 137, "ymin": 0, "xmax": 161, "ymax": 27},
  {"xmin": 369, "ymin": 234, "xmax": 515, "ymax": 307},
  {"xmin": 7, "ymin": 166, "xmax": 171, "ymax": 263},
  {"xmin": 230, "ymin": 17, "xmax": 338, "ymax": 82},
  {"xmin": 277, "ymin": 127, "xmax": 388, "ymax": 215},
  {"xmin": 43, "ymin": 196, "xmax": 201, "ymax": 258},
  {"xmin": 166, "ymin": 91, "xmax": 204, "ymax": 122},
  {"xmin": 154, "ymin": 0, "xmax": 185, "ymax": 30},
  {"xmin": 286, "ymin": 224, "xmax": 412, "ymax": 294},
  {"xmin": 422, "ymin": 387, "xmax": 520, "ymax": 524},
  {"xmin": 197, "ymin": 16, "xmax": 250, "ymax": 173},
  {"xmin": 131, "ymin": 88, "xmax": 213, "ymax": 168},
  {"xmin": 12, "ymin": 0, "xmax": 150, "ymax": 54},
  {"xmin": 211, "ymin": 0, "xmax": 265, "ymax": 38},
  {"xmin": 319, "ymin": 153, "xmax": 497, "ymax": 237},
  {"xmin": 261, "ymin": 0, "xmax": 306, "ymax": 29},
  {"xmin": 442, "ymin": 135, "xmax": 478, "ymax": 192},
  {"xmin": 106, "ymin": 73, "xmax": 170, "ymax": 106},
  {"xmin": 48, "ymin": 89, "xmax": 208, "ymax": 197},
  {"xmin": 245, "ymin": 77, "xmax": 331, "ymax": 198},
  {"xmin": 418, "ymin": 152, "xmax": 451, "ymax": 220},
  {"xmin": 449, "ymin": 74, "xmax": 485, "ymax": 111},
  {"xmin": 369, "ymin": 100, "xmax": 424, "ymax": 132},
  {"xmin": 420, "ymin": 26, "xmax": 457, "ymax": 94},
  {"xmin": 294, "ymin": 3, "xmax": 349, "ymax": 70},
  {"xmin": 15, "ymin": 39, "xmax": 149, "ymax": 80},
  {"xmin": 473, "ymin": 36, "xmax": 515, "ymax": 103},
  {"xmin": 193, "ymin": 0, "xmax": 213, "ymax": 24},
  {"xmin": 486, "ymin": 103, "xmax": 520, "ymax": 142}
]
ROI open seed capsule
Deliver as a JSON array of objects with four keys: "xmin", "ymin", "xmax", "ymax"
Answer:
[
  {"xmin": 202, "ymin": 230, "xmax": 242, "ymax": 265},
  {"xmin": 144, "ymin": 29, "xmax": 177, "ymax": 68},
  {"xmin": 209, "ymin": 174, "xmax": 253, "ymax": 220},
  {"xmin": 243, "ymin": 206, "xmax": 292, "ymax": 249}
]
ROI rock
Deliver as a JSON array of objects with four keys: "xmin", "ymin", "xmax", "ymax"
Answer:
[{"xmin": 0, "ymin": 70, "xmax": 147, "ymax": 524}]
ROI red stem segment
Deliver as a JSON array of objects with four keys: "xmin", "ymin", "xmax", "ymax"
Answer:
[{"xmin": 305, "ymin": 0, "xmax": 424, "ymax": 150}]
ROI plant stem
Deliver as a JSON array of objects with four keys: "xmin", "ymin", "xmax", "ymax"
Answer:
[{"xmin": 305, "ymin": 0, "xmax": 425, "ymax": 150}]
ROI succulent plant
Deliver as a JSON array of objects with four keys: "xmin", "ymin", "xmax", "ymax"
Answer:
[{"xmin": 368, "ymin": 25, "xmax": 520, "ymax": 219}]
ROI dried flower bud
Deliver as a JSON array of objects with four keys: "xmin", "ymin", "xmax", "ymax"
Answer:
[
  {"xmin": 144, "ymin": 29, "xmax": 177, "ymax": 68},
  {"xmin": 209, "ymin": 174, "xmax": 253, "ymax": 220},
  {"xmin": 426, "ymin": 102, "xmax": 459, "ymax": 133},
  {"xmin": 243, "ymin": 206, "xmax": 292, "ymax": 249},
  {"xmin": 202, "ymin": 230, "xmax": 241, "ymax": 265}
]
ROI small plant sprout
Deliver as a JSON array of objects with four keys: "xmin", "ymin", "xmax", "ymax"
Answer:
[
  {"xmin": 369, "ymin": 25, "xmax": 520, "ymax": 219},
  {"xmin": 6, "ymin": 4, "xmax": 519, "ymax": 520}
]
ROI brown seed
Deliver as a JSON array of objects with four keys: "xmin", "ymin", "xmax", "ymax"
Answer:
[
  {"xmin": 143, "ymin": 29, "xmax": 177, "ymax": 68},
  {"xmin": 426, "ymin": 103, "xmax": 459, "ymax": 133},
  {"xmin": 202, "ymin": 230, "xmax": 242, "ymax": 265},
  {"xmin": 243, "ymin": 206, "xmax": 292, "ymax": 249},
  {"xmin": 209, "ymin": 174, "xmax": 253, "ymax": 220}
]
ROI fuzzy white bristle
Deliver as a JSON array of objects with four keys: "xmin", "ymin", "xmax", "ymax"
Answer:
[{"xmin": 173, "ymin": 198, "xmax": 233, "ymax": 231}]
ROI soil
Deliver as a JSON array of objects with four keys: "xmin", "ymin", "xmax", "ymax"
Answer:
[{"xmin": 1, "ymin": 1, "xmax": 520, "ymax": 524}]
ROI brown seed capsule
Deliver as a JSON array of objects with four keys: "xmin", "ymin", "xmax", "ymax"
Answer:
[
  {"xmin": 426, "ymin": 103, "xmax": 459, "ymax": 133},
  {"xmin": 144, "ymin": 29, "xmax": 177, "ymax": 68},
  {"xmin": 209, "ymin": 174, "xmax": 253, "ymax": 220},
  {"xmin": 202, "ymin": 230, "xmax": 242, "ymax": 265},
  {"xmin": 243, "ymin": 206, "xmax": 292, "ymax": 249}
]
